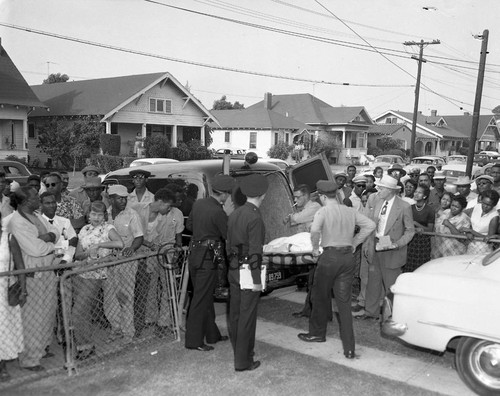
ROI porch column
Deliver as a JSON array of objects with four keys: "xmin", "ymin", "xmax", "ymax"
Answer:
[
  {"xmin": 200, "ymin": 126, "xmax": 205, "ymax": 146},
  {"xmin": 141, "ymin": 123, "xmax": 146, "ymax": 139},
  {"xmin": 172, "ymin": 125, "xmax": 178, "ymax": 148},
  {"xmin": 22, "ymin": 118, "xmax": 28, "ymax": 151},
  {"xmin": 105, "ymin": 121, "xmax": 111, "ymax": 134},
  {"xmin": 342, "ymin": 131, "xmax": 346, "ymax": 147}
]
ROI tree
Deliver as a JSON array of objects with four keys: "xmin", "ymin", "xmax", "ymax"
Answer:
[
  {"xmin": 37, "ymin": 116, "xmax": 103, "ymax": 168},
  {"xmin": 492, "ymin": 105, "xmax": 500, "ymax": 114},
  {"xmin": 43, "ymin": 73, "xmax": 69, "ymax": 84},
  {"xmin": 309, "ymin": 134, "xmax": 341, "ymax": 160},
  {"xmin": 144, "ymin": 135, "xmax": 172, "ymax": 158},
  {"xmin": 267, "ymin": 142, "xmax": 292, "ymax": 160},
  {"xmin": 212, "ymin": 95, "xmax": 245, "ymax": 110}
]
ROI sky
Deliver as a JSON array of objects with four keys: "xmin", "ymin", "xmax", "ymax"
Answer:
[{"xmin": 1, "ymin": 0, "xmax": 500, "ymax": 119}]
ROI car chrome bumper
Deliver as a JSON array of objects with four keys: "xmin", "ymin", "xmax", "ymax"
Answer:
[{"xmin": 381, "ymin": 295, "xmax": 408, "ymax": 337}]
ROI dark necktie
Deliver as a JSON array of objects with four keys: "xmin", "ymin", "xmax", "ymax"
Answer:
[
  {"xmin": 49, "ymin": 219, "xmax": 54, "ymax": 224},
  {"xmin": 376, "ymin": 201, "xmax": 388, "ymax": 235},
  {"xmin": 380, "ymin": 201, "xmax": 388, "ymax": 216}
]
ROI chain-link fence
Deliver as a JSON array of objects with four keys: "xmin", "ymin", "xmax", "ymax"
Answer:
[{"xmin": 0, "ymin": 245, "xmax": 188, "ymax": 385}]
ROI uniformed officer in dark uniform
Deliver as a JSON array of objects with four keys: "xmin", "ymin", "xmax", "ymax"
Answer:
[
  {"xmin": 184, "ymin": 174, "xmax": 235, "ymax": 351},
  {"xmin": 227, "ymin": 174, "xmax": 268, "ymax": 372}
]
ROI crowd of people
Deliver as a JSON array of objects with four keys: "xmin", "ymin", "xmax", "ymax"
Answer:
[
  {"xmin": 2, "ymin": 158, "xmax": 499, "ymax": 379},
  {"xmin": 287, "ymin": 162, "xmax": 500, "ymax": 359},
  {"xmin": 0, "ymin": 166, "xmax": 186, "ymax": 380}
]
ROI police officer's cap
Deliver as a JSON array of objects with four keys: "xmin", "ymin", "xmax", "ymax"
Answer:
[
  {"xmin": 240, "ymin": 174, "xmax": 268, "ymax": 197},
  {"xmin": 212, "ymin": 174, "xmax": 235, "ymax": 193},
  {"xmin": 316, "ymin": 180, "xmax": 338, "ymax": 194},
  {"xmin": 129, "ymin": 169, "xmax": 153, "ymax": 178}
]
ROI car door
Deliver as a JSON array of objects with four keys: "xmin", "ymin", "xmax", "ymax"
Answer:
[{"xmin": 287, "ymin": 152, "xmax": 335, "ymax": 192}]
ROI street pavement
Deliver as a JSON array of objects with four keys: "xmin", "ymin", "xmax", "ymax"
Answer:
[{"xmin": 216, "ymin": 286, "xmax": 475, "ymax": 396}]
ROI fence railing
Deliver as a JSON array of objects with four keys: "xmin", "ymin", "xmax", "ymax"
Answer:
[{"xmin": 0, "ymin": 245, "xmax": 190, "ymax": 384}]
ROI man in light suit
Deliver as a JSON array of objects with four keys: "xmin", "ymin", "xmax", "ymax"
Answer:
[{"xmin": 357, "ymin": 175, "xmax": 415, "ymax": 321}]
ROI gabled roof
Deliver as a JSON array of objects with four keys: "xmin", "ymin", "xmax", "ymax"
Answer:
[
  {"xmin": 367, "ymin": 124, "xmax": 407, "ymax": 135},
  {"xmin": 0, "ymin": 44, "xmax": 46, "ymax": 108},
  {"xmin": 382, "ymin": 110, "xmax": 497, "ymax": 140},
  {"xmin": 247, "ymin": 93, "xmax": 373, "ymax": 125},
  {"xmin": 30, "ymin": 72, "xmax": 214, "ymax": 120},
  {"xmin": 210, "ymin": 108, "xmax": 311, "ymax": 130}
]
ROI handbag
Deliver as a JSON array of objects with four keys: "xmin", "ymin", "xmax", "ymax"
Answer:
[{"xmin": 7, "ymin": 235, "xmax": 22, "ymax": 307}]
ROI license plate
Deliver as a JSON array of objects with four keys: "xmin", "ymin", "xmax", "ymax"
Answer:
[{"xmin": 266, "ymin": 271, "xmax": 283, "ymax": 282}]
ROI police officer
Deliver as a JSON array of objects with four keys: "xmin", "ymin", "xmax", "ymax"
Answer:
[
  {"xmin": 184, "ymin": 174, "xmax": 234, "ymax": 351},
  {"xmin": 298, "ymin": 180, "xmax": 375, "ymax": 359},
  {"xmin": 227, "ymin": 174, "xmax": 268, "ymax": 372}
]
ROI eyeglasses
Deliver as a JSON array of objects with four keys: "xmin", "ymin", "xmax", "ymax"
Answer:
[
  {"xmin": 45, "ymin": 182, "xmax": 60, "ymax": 188},
  {"xmin": 132, "ymin": 174, "xmax": 146, "ymax": 179}
]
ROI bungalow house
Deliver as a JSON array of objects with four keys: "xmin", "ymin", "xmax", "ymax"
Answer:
[
  {"xmin": 209, "ymin": 107, "xmax": 312, "ymax": 159},
  {"xmin": 0, "ymin": 41, "xmax": 46, "ymax": 160},
  {"xmin": 373, "ymin": 110, "xmax": 499, "ymax": 156},
  {"xmin": 29, "ymin": 72, "xmax": 217, "ymax": 164},
  {"xmin": 246, "ymin": 93, "xmax": 374, "ymax": 164}
]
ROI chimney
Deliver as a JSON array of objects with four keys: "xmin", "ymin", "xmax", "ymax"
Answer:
[
  {"xmin": 264, "ymin": 92, "xmax": 272, "ymax": 110},
  {"xmin": 431, "ymin": 110, "xmax": 437, "ymax": 117}
]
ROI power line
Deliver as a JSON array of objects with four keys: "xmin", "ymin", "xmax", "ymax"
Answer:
[{"xmin": 0, "ymin": 22, "xmax": 412, "ymax": 88}]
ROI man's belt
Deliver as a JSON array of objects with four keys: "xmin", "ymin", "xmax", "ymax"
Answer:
[
  {"xmin": 191, "ymin": 239, "xmax": 219, "ymax": 247},
  {"xmin": 323, "ymin": 246, "xmax": 352, "ymax": 253}
]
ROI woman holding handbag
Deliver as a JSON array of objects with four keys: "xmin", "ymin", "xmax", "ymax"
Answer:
[{"xmin": 0, "ymin": 213, "xmax": 27, "ymax": 382}]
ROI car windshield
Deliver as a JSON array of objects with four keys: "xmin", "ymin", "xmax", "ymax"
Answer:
[
  {"xmin": 442, "ymin": 169, "xmax": 465, "ymax": 178},
  {"xmin": 412, "ymin": 159, "xmax": 433, "ymax": 165}
]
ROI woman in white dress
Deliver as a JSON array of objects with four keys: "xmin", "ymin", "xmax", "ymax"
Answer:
[
  {"xmin": 462, "ymin": 190, "xmax": 499, "ymax": 255},
  {"xmin": 0, "ymin": 215, "xmax": 27, "ymax": 382}
]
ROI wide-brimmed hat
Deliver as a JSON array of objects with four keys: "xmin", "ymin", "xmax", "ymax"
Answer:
[
  {"xmin": 334, "ymin": 172, "xmax": 348, "ymax": 180},
  {"xmin": 475, "ymin": 174, "xmax": 494, "ymax": 184},
  {"xmin": 433, "ymin": 171, "xmax": 446, "ymax": 180},
  {"xmin": 376, "ymin": 175, "xmax": 401, "ymax": 190},
  {"xmin": 82, "ymin": 177, "xmax": 104, "ymax": 189},
  {"xmin": 453, "ymin": 176, "xmax": 473, "ymax": 186},
  {"xmin": 387, "ymin": 164, "xmax": 407, "ymax": 177}
]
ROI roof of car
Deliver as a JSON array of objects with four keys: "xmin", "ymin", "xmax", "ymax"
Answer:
[{"xmin": 105, "ymin": 159, "xmax": 282, "ymax": 179}]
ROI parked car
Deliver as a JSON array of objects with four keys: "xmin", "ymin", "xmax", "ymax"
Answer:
[
  {"xmin": 212, "ymin": 148, "xmax": 247, "ymax": 159},
  {"xmin": 446, "ymin": 155, "xmax": 468, "ymax": 164},
  {"xmin": 382, "ymin": 250, "xmax": 500, "ymax": 395},
  {"xmin": 103, "ymin": 153, "xmax": 334, "ymax": 293},
  {"xmin": 0, "ymin": 160, "xmax": 31, "ymax": 185},
  {"xmin": 478, "ymin": 150, "xmax": 500, "ymax": 157},
  {"xmin": 369, "ymin": 155, "xmax": 406, "ymax": 172},
  {"xmin": 129, "ymin": 158, "xmax": 179, "ymax": 167},
  {"xmin": 404, "ymin": 156, "xmax": 446, "ymax": 174},
  {"xmin": 440, "ymin": 163, "xmax": 481, "ymax": 193},
  {"xmin": 474, "ymin": 154, "xmax": 496, "ymax": 167}
]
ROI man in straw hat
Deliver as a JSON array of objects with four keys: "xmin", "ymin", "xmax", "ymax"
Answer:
[
  {"xmin": 81, "ymin": 176, "xmax": 109, "ymax": 216},
  {"xmin": 298, "ymin": 180, "xmax": 375, "ymax": 360},
  {"xmin": 184, "ymin": 174, "xmax": 235, "ymax": 352},
  {"xmin": 453, "ymin": 176, "xmax": 477, "ymax": 206},
  {"xmin": 227, "ymin": 173, "xmax": 269, "ymax": 371},
  {"xmin": 356, "ymin": 175, "xmax": 415, "ymax": 321}
]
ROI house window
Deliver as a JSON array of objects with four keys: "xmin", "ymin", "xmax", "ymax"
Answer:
[
  {"xmin": 274, "ymin": 132, "xmax": 279, "ymax": 145},
  {"xmin": 249, "ymin": 132, "xmax": 257, "ymax": 149},
  {"xmin": 285, "ymin": 133, "xmax": 289, "ymax": 144},
  {"xmin": 111, "ymin": 123, "xmax": 118, "ymax": 134},
  {"xmin": 224, "ymin": 131, "xmax": 230, "ymax": 143},
  {"xmin": 149, "ymin": 98, "xmax": 172, "ymax": 114},
  {"xmin": 356, "ymin": 133, "xmax": 365, "ymax": 148},
  {"xmin": 28, "ymin": 123, "xmax": 35, "ymax": 138},
  {"xmin": 351, "ymin": 132, "xmax": 357, "ymax": 148}
]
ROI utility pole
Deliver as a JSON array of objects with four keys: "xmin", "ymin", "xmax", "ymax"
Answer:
[
  {"xmin": 404, "ymin": 39, "xmax": 440, "ymax": 159},
  {"xmin": 466, "ymin": 29, "xmax": 489, "ymax": 177}
]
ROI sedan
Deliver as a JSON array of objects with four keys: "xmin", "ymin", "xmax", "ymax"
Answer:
[
  {"xmin": 382, "ymin": 250, "xmax": 500, "ymax": 395},
  {"xmin": 0, "ymin": 160, "xmax": 31, "ymax": 185}
]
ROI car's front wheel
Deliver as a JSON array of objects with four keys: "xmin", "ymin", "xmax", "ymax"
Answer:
[{"xmin": 455, "ymin": 337, "xmax": 500, "ymax": 396}]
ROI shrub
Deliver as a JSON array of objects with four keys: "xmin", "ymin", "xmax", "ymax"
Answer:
[
  {"xmin": 172, "ymin": 142, "xmax": 191, "ymax": 161},
  {"xmin": 100, "ymin": 134, "xmax": 121, "ymax": 156},
  {"xmin": 309, "ymin": 135, "xmax": 341, "ymax": 159},
  {"xmin": 268, "ymin": 142, "xmax": 292, "ymax": 160},
  {"xmin": 144, "ymin": 135, "xmax": 172, "ymax": 158}
]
